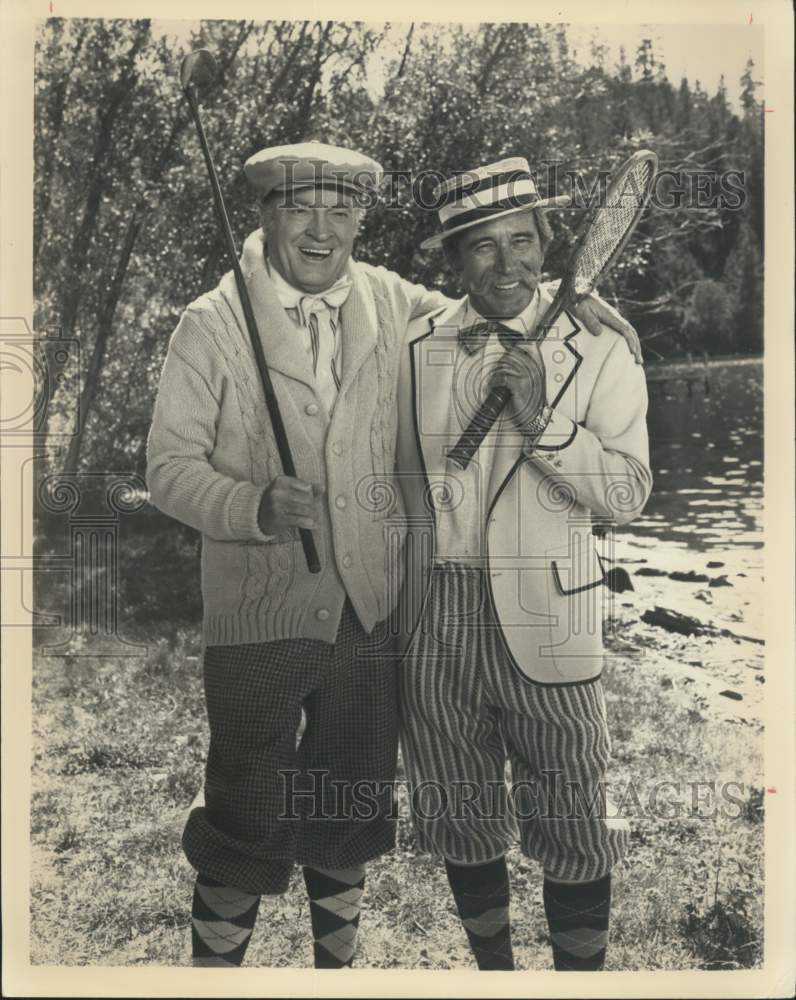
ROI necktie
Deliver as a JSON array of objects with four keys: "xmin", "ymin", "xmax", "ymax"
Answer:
[
  {"xmin": 298, "ymin": 281, "xmax": 352, "ymax": 413},
  {"xmin": 267, "ymin": 254, "xmax": 352, "ymax": 414},
  {"xmin": 458, "ymin": 320, "xmax": 523, "ymax": 354}
]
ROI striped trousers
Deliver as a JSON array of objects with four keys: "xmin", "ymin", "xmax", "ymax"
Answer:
[{"xmin": 398, "ymin": 564, "xmax": 630, "ymax": 883}]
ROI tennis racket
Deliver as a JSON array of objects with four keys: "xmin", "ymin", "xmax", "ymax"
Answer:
[{"xmin": 446, "ymin": 149, "xmax": 658, "ymax": 471}]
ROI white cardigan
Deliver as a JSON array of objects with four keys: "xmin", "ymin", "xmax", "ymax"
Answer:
[{"xmin": 147, "ymin": 230, "xmax": 446, "ymax": 646}]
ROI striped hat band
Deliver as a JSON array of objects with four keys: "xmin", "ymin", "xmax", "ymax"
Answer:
[
  {"xmin": 438, "ymin": 170, "xmax": 540, "ymax": 224},
  {"xmin": 421, "ymin": 156, "xmax": 568, "ymax": 250}
]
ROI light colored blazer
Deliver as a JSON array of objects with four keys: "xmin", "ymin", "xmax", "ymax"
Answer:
[{"xmin": 395, "ymin": 287, "xmax": 652, "ymax": 685}]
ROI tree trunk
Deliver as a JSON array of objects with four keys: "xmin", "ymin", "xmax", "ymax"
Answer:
[
  {"xmin": 62, "ymin": 209, "xmax": 143, "ymax": 474},
  {"xmin": 57, "ymin": 21, "xmax": 151, "ymax": 348},
  {"xmin": 34, "ymin": 22, "xmax": 90, "ymax": 266},
  {"xmin": 396, "ymin": 24, "xmax": 415, "ymax": 79}
]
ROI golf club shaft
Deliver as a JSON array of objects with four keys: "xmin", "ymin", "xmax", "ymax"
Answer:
[{"xmin": 184, "ymin": 84, "xmax": 321, "ymax": 574}]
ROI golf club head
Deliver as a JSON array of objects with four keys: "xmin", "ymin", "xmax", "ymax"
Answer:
[{"xmin": 180, "ymin": 48, "xmax": 217, "ymax": 93}]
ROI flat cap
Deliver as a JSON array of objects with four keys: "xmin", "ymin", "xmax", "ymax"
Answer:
[{"xmin": 244, "ymin": 140, "xmax": 383, "ymax": 200}]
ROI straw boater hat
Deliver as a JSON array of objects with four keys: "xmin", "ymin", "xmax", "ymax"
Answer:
[{"xmin": 420, "ymin": 156, "xmax": 571, "ymax": 250}]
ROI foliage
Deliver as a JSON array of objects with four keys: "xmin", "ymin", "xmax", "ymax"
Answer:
[{"xmin": 34, "ymin": 20, "xmax": 764, "ymax": 474}]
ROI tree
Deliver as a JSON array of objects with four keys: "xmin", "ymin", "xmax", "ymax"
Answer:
[{"xmin": 33, "ymin": 19, "xmax": 766, "ymax": 476}]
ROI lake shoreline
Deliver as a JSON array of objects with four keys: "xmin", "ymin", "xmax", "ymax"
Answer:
[{"xmin": 605, "ymin": 532, "xmax": 764, "ymax": 727}]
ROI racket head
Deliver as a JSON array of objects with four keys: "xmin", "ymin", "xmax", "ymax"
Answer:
[{"xmin": 564, "ymin": 149, "xmax": 658, "ymax": 302}]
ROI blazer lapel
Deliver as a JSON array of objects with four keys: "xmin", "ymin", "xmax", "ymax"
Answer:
[
  {"xmin": 410, "ymin": 299, "xmax": 468, "ymax": 486},
  {"xmin": 536, "ymin": 286, "xmax": 582, "ymax": 410}
]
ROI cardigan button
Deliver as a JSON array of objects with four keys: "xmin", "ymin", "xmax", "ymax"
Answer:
[
  {"xmin": 331, "ymin": 442, "xmax": 343, "ymax": 456},
  {"xmin": 305, "ymin": 402, "xmax": 319, "ymax": 416},
  {"xmin": 342, "ymin": 554, "xmax": 353, "ymax": 569},
  {"xmin": 335, "ymin": 495, "xmax": 347, "ymax": 510},
  {"xmin": 315, "ymin": 608, "xmax": 330, "ymax": 621}
]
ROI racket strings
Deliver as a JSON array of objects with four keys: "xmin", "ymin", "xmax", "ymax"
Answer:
[{"xmin": 574, "ymin": 160, "xmax": 655, "ymax": 295}]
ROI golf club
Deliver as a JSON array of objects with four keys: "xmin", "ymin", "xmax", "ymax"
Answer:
[{"xmin": 180, "ymin": 48, "xmax": 321, "ymax": 574}]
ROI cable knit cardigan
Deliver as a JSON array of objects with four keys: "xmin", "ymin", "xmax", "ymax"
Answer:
[{"xmin": 146, "ymin": 230, "xmax": 448, "ymax": 646}]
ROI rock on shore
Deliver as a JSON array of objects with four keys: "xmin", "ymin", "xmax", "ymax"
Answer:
[{"xmin": 600, "ymin": 534, "xmax": 764, "ymax": 726}]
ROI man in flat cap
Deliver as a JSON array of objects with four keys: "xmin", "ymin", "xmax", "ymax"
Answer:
[
  {"xmin": 147, "ymin": 141, "xmax": 642, "ymax": 969},
  {"xmin": 394, "ymin": 157, "xmax": 651, "ymax": 971}
]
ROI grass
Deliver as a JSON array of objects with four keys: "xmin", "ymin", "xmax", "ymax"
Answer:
[{"xmin": 29, "ymin": 614, "xmax": 764, "ymax": 969}]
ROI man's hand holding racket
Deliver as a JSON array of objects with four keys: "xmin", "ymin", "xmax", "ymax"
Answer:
[{"xmin": 490, "ymin": 341, "xmax": 549, "ymax": 433}]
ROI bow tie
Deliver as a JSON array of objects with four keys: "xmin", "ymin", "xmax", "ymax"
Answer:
[
  {"xmin": 458, "ymin": 320, "xmax": 524, "ymax": 355},
  {"xmin": 266, "ymin": 254, "xmax": 353, "ymax": 322},
  {"xmin": 297, "ymin": 280, "xmax": 352, "ymax": 325}
]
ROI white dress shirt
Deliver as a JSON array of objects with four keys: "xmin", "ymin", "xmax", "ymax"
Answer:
[
  {"xmin": 434, "ymin": 289, "xmax": 542, "ymax": 564},
  {"xmin": 266, "ymin": 258, "xmax": 351, "ymax": 417}
]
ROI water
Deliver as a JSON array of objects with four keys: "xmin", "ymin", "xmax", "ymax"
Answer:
[{"xmin": 624, "ymin": 358, "xmax": 763, "ymax": 552}]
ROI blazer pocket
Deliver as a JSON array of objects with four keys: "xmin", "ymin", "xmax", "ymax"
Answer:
[
  {"xmin": 549, "ymin": 540, "xmax": 607, "ymax": 596},
  {"xmin": 543, "ymin": 540, "xmax": 606, "ymax": 683}
]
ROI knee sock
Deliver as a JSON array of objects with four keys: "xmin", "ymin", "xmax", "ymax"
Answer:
[
  {"xmin": 191, "ymin": 873, "xmax": 261, "ymax": 967},
  {"xmin": 302, "ymin": 865, "xmax": 365, "ymax": 968},
  {"xmin": 543, "ymin": 873, "xmax": 611, "ymax": 971},
  {"xmin": 444, "ymin": 857, "xmax": 514, "ymax": 970}
]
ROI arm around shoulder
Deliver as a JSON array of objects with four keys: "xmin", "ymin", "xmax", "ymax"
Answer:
[{"xmin": 525, "ymin": 333, "xmax": 652, "ymax": 525}]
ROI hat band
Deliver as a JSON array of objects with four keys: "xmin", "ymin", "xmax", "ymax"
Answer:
[
  {"xmin": 438, "ymin": 177, "xmax": 539, "ymax": 223},
  {"xmin": 440, "ymin": 168, "xmax": 530, "ymax": 205},
  {"xmin": 440, "ymin": 192, "xmax": 541, "ymax": 233},
  {"xmin": 272, "ymin": 178, "xmax": 368, "ymax": 194}
]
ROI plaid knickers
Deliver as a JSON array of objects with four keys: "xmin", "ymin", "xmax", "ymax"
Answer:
[{"xmin": 183, "ymin": 601, "xmax": 398, "ymax": 894}]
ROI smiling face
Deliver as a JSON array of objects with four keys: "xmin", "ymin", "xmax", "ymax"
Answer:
[
  {"xmin": 448, "ymin": 209, "xmax": 547, "ymax": 319},
  {"xmin": 261, "ymin": 186, "xmax": 361, "ymax": 293}
]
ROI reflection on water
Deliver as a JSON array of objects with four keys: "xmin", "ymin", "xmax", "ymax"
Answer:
[{"xmin": 625, "ymin": 358, "xmax": 763, "ymax": 551}]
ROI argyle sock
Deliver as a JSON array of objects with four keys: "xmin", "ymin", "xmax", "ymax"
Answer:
[
  {"xmin": 302, "ymin": 865, "xmax": 365, "ymax": 968},
  {"xmin": 543, "ymin": 873, "xmax": 611, "ymax": 971},
  {"xmin": 444, "ymin": 856, "xmax": 514, "ymax": 970},
  {"xmin": 191, "ymin": 874, "xmax": 261, "ymax": 967}
]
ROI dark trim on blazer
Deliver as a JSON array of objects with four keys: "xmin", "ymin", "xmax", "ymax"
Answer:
[
  {"xmin": 398, "ymin": 312, "xmax": 445, "ymax": 665},
  {"xmin": 482, "ymin": 457, "xmax": 602, "ymax": 688},
  {"xmin": 531, "ymin": 420, "xmax": 579, "ymax": 452},
  {"xmin": 548, "ymin": 309, "xmax": 583, "ymax": 411},
  {"xmin": 408, "ymin": 329, "xmax": 435, "ymax": 514},
  {"xmin": 480, "ymin": 308, "xmax": 601, "ymax": 687},
  {"xmin": 412, "ymin": 303, "xmax": 600, "ymax": 689},
  {"xmin": 515, "ymin": 310, "xmax": 584, "ymax": 457},
  {"xmin": 482, "ymin": 563, "xmax": 603, "ymax": 688},
  {"xmin": 551, "ymin": 556, "xmax": 608, "ymax": 596}
]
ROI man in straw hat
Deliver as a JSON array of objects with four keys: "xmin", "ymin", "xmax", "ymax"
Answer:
[
  {"xmin": 394, "ymin": 157, "xmax": 652, "ymax": 971},
  {"xmin": 147, "ymin": 142, "xmax": 642, "ymax": 968}
]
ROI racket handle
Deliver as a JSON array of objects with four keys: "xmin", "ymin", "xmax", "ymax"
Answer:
[
  {"xmin": 298, "ymin": 527, "xmax": 322, "ymax": 574},
  {"xmin": 446, "ymin": 385, "xmax": 512, "ymax": 471}
]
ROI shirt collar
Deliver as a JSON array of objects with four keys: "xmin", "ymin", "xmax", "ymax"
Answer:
[{"xmin": 265, "ymin": 255, "xmax": 352, "ymax": 315}]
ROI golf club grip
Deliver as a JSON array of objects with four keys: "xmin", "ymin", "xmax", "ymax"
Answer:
[
  {"xmin": 446, "ymin": 289, "xmax": 571, "ymax": 471},
  {"xmin": 446, "ymin": 385, "xmax": 512, "ymax": 470}
]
